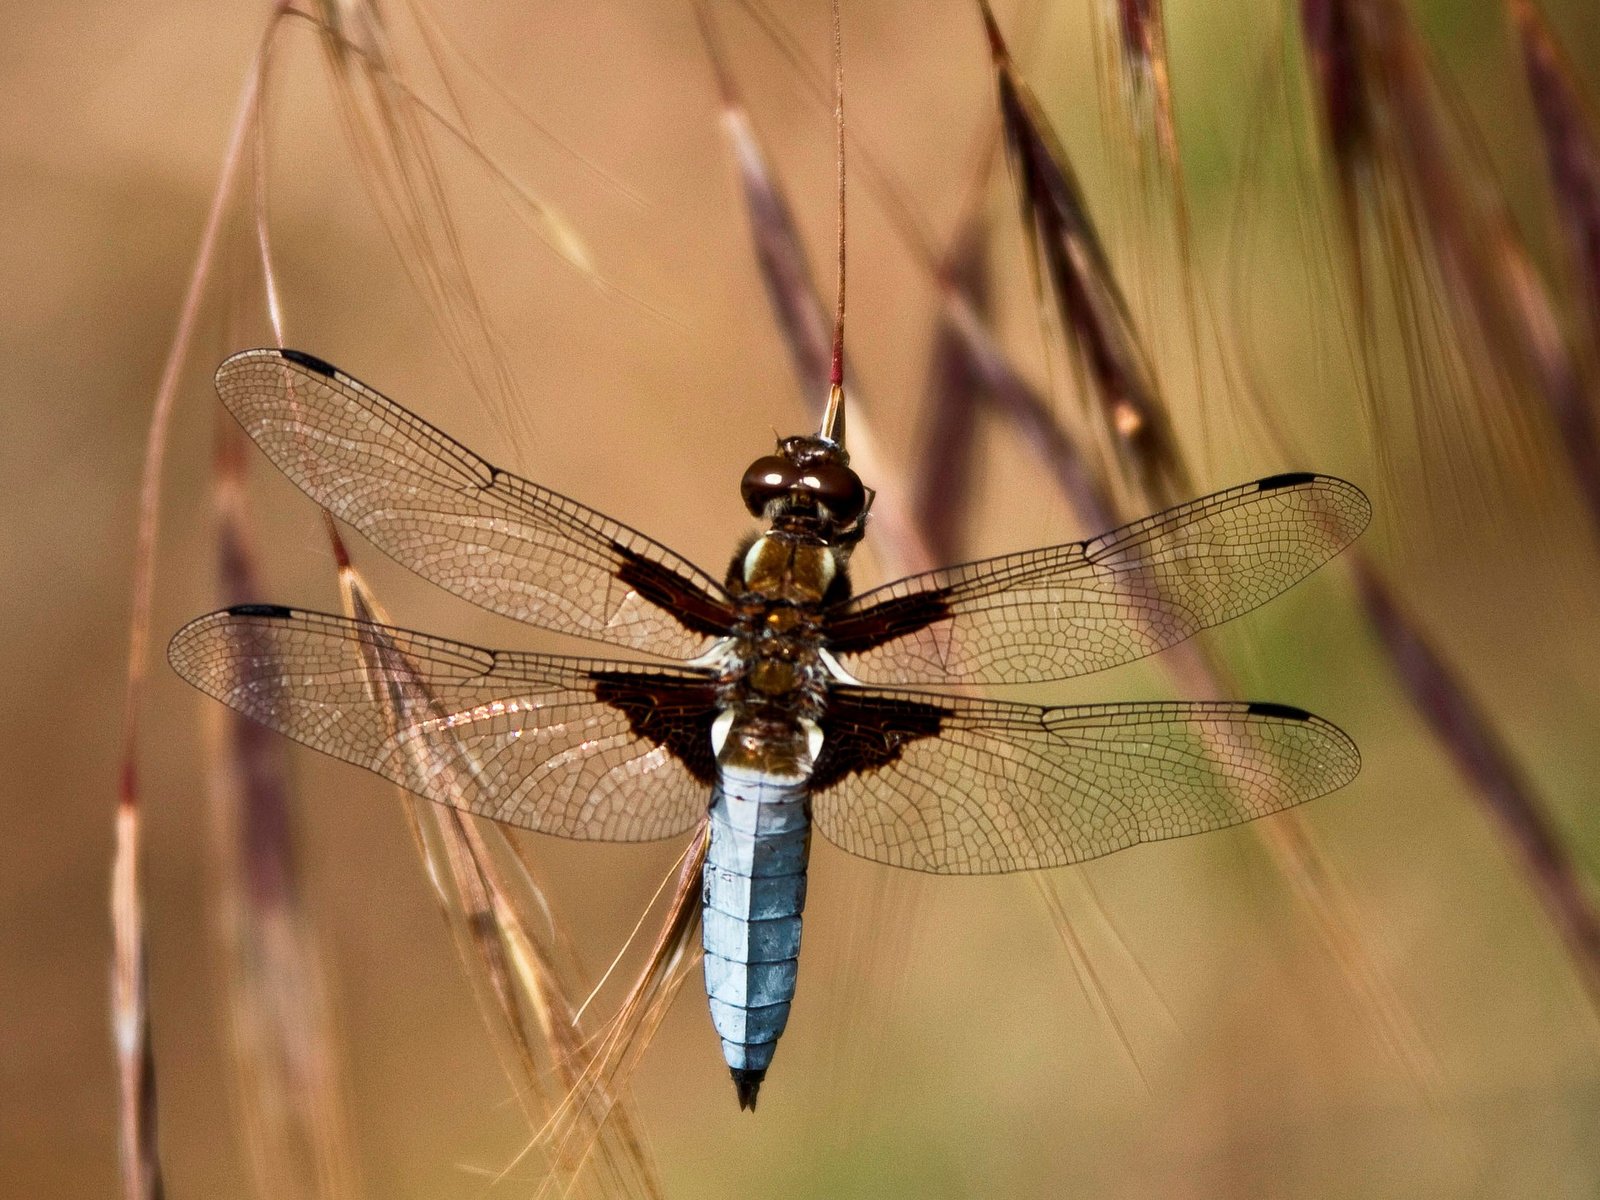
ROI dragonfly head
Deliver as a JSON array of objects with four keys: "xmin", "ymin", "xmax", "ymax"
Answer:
[{"xmin": 740, "ymin": 434, "xmax": 871, "ymax": 546}]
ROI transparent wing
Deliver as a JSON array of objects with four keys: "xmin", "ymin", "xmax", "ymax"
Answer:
[
  {"xmin": 827, "ymin": 474, "xmax": 1370, "ymax": 686},
  {"xmin": 169, "ymin": 605, "xmax": 719, "ymax": 842},
  {"xmin": 215, "ymin": 348, "xmax": 735, "ymax": 659},
  {"xmin": 810, "ymin": 688, "xmax": 1360, "ymax": 874}
]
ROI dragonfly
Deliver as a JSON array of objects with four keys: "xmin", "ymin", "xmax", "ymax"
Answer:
[{"xmin": 170, "ymin": 347, "xmax": 1369, "ymax": 1110}]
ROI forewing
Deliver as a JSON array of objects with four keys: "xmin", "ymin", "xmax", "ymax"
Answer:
[
  {"xmin": 828, "ymin": 474, "xmax": 1370, "ymax": 685},
  {"xmin": 215, "ymin": 348, "xmax": 734, "ymax": 659},
  {"xmin": 810, "ymin": 688, "xmax": 1360, "ymax": 874},
  {"xmin": 169, "ymin": 605, "xmax": 718, "ymax": 842}
]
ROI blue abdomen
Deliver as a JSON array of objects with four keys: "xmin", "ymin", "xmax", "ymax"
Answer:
[{"xmin": 702, "ymin": 767, "xmax": 810, "ymax": 1109}]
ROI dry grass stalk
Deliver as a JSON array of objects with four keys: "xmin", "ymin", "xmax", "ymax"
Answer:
[
  {"xmin": 1299, "ymin": 0, "xmax": 1600, "ymax": 540},
  {"xmin": 913, "ymin": 219, "xmax": 991, "ymax": 564},
  {"xmin": 114, "ymin": 25, "xmax": 276, "ymax": 1197},
  {"xmin": 980, "ymin": 0, "xmax": 1191, "ymax": 511},
  {"xmin": 1511, "ymin": 0, "xmax": 1600, "ymax": 384},
  {"xmin": 940, "ymin": 285, "xmax": 1122, "ymax": 538},
  {"xmin": 1106, "ymin": 0, "xmax": 1180, "ymax": 171},
  {"xmin": 1283, "ymin": 0, "xmax": 1600, "ymax": 1007},
  {"xmin": 974, "ymin": 2, "xmax": 1445, "ymax": 1088},
  {"xmin": 332, "ymin": 563, "xmax": 664, "ymax": 1198},
  {"xmin": 531, "ymin": 827, "xmax": 709, "ymax": 1200},
  {"xmin": 1227, "ymin": 235, "xmax": 1600, "ymax": 1029},
  {"xmin": 696, "ymin": 1, "xmax": 934, "ymax": 576},
  {"xmin": 1352, "ymin": 555, "xmax": 1600, "ymax": 1006},
  {"xmin": 1091, "ymin": 0, "xmax": 1226, "ymax": 479},
  {"xmin": 913, "ymin": 216, "xmax": 1169, "ymax": 1081},
  {"xmin": 111, "ymin": 798, "xmax": 163, "ymax": 1200},
  {"xmin": 291, "ymin": 1, "xmax": 611, "ymax": 440},
  {"xmin": 209, "ymin": 429, "xmax": 359, "ymax": 1199}
]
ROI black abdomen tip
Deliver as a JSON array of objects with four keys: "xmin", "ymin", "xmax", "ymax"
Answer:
[
  {"xmin": 227, "ymin": 603, "xmax": 294, "ymax": 619},
  {"xmin": 1247, "ymin": 700, "xmax": 1312, "ymax": 721},
  {"xmin": 279, "ymin": 348, "xmax": 340, "ymax": 378},
  {"xmin": 731, "ymin": 1067, "xmax": 765, "ymax": 1111},
  {"xmin": 1256, "ymin": 471, "xmax": 1318, "ymax": 491}
]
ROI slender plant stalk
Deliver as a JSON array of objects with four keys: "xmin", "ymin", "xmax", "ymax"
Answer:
[
  {"xmin": 1291, "ymin": 0, "xmax": 1600, "ymax": 1008},
  {"xmin": 1353, "ymin": 557, "xmax": 1600, "ymax": 1005},
  {"xmin": 1511, "ymin": 0, "xmax": 1600, "ymax": 376},
  {"xmin": 114, "ymin": 23, "xmax": 275, "ymax": 1197},
  {"xmin": 209, "ymin": 428, "xmax": 359, "ymax": 1199},
  {"xmin": 979, "ymin": 0, "xmax": 1443, "ymax": 1087},
  {"xmin": 1300, "ymin": 0, "xmax": 1600, "ymax": 540},
  {"xmin": 333, "ymin": 568, "xmax": 665, "ymax": 1197},
  {"xmin": 695, "ymin": 0, "xmax": 935, "ymax": 576},
  {"xmin": 980, "ymin": 0, "xmax": 1191, "ymax": 511}
]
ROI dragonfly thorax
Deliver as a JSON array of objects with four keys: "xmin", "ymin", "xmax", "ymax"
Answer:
[
  {"xmin": 738, "ymin": 533, "xmax": 840, "ymax": 602},
  {"xmin": 713, "ymin": 533, "xmax": 840, "ymax": 744}
]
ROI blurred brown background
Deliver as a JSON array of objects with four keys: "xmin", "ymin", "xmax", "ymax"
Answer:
[{"xmin": 4, "ymin": 1, "xmax": 1600, "ymax": 1196}]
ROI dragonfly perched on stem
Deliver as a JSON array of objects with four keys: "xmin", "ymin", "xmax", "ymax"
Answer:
[{"xmin": 169, "ymin": 347, "xmax": 1368, "ymax": 1109}]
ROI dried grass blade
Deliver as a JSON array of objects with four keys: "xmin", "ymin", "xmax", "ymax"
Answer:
[
  {"xmin": 970, "ymin": 4, "xmax": 1441, "ymax": 1089},
  {"xmin": 939, "ymin": 287, "xmax": 1121, "ymax": 538},
  {"xmin": 574, "ymin": 830, "xmax": 709, "ymax": 1117},
  {"xmin": 1353, "ymin": 555, "xmax": 1600, "ymax": 1008},
  {"xmin": 1108, "ymin": 0, "xmax": 1180, "ymax": 171},
  {"xmin": 914, "ymin": 220, "xmax": 991, "ymax": 563},
  {"xmin": 306, "ymin": 1, "xmax": 527, "ymax": 427},
  {"xmin": 917, "ymin": 237, "xmax": 1132, "ymax": 1062},
  {"xmin": 980, "ymin": 0, "xmax": 1190, "ymax": 510},
  {"xmin": 1299, "ymin": 0, "xmax": 1600, "ymax": 540},
  {"xmin": 1030, "ymin": 874, "xmax": 1157, "ymax": 1091},
  {"xmin": 334, "ymin": 565, "xmax": 663, "ymax": 1197},
  {"xmin": 111, "ymin": 798, "xmax": 163, "ymax": 1200},
  {"xmin": 402, "ymin": 0, "xmax": 648, "ymax": 207},
  {"xmin": 1300, "ymin": 0, "xmax": 1369, "ymax": 202},
  {"xmin": 917, "ymin": 216, "xmax": 1121, "ymax": 588},
  {"xmin": 210, "ymin": 430, "xmax": 359, "ymax": 1198},
  {"xmin": 1094, "ymin": 0, "xmax": 1225, "ymax": 478},
  {"xmin": 114, "ymin": 31, "xmax": 272, "ymax": 1200},
  {"xmin": 287, "ymin": 2, "xmax": 625, "ymax": 447},
  {"xmin": 697, "ymin": 1, "xmax": 934, "ymax": 574},
  {"xmin": 1223, "ymin": 212, "xmax": 1600, "ymax": 1044},
  {"xmin": 1258, "ymin": 815, "xmax": 1443, "ymax": 1090},
  {"xmin": 1511, "ymin": 0, "xmax": 1600, "ymax": 397}
]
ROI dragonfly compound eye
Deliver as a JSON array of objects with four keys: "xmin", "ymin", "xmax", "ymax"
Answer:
[
  {"xmin": 741, "ymin": 455, "xmax": 800, "ymax": 516},
  {"xmin": 797, "ymin": 462, "xmax": 866, "ymax": 523}
]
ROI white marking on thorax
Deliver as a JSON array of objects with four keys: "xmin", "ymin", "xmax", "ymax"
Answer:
[
  {"xmin": 742, "ymin": 537, "xmax": 769, "ymax": 585},
  {"xmin": 813, "ymin": 545, "xmax": 838, "ymax": 592},
  {"xmin": 685, "ymin": 636, "xmax": 738, "ymax": 671},
  {"xmin": 710, "ymin": 708, "xmax": 735, "ymax": 757},
  {"xmin": 800, "ymin": 717, "xmax": 824, "ymax": 764}
]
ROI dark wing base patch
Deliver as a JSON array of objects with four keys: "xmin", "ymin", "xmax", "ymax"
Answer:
[
  {"xmin": 591, "ymin": 670, "xmax": 722, "ymax": 786},
  {"xmin": 810, "ymin": 690, "xmax": 950, "ymax": 793},
  {"xmin": 611, "ymin": 544, "xmax": 737, "ymax": 638},
  {"xmin": 824, "ymin": 588, "xmax": 952, "ymax": 657}
]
